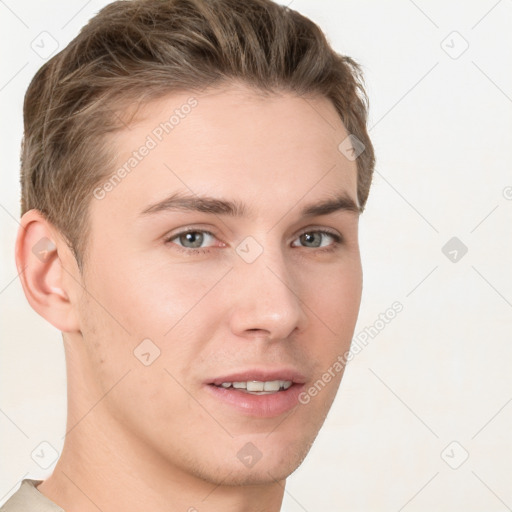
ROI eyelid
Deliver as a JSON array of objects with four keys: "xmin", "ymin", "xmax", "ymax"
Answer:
[{"xmin": 296, "ymin": 226, "xmax": 341, "ymax": 240}]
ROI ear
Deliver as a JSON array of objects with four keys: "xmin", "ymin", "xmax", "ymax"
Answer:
[{"xmin": 15, "ymin": 209, "xmax": 81, "ymax": 333}]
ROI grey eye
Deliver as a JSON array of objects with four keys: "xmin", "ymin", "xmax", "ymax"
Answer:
[
  {"xmin": 178, "ymin": 231, "xmax": 205, "ymax": 248},
  {"xmin": 299, "ymin": 232, "xmax": 323, "ymax": 248}
]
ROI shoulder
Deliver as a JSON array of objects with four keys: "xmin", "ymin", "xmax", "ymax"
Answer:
[{"xmin": 0, "ymin": 479, "xmax": 64, "ymax": 512}]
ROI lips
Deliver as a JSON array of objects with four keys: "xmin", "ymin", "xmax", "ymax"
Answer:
[
  {"xmin": 206, "ymin": 369, "xmax": 307, "ymax": 387},
  {"xmin": 203, "ymin": 368, "xmax": 307, "ymax": 417}
]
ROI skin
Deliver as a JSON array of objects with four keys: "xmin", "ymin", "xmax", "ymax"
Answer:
[{"xmin": 16, "ymin": 82, "xmax": 363, "ymax": 512}]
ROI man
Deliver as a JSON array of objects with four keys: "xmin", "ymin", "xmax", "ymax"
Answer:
[{"xmin": 2, "ymin": 0, "xmax": 374, "ymax": 510}]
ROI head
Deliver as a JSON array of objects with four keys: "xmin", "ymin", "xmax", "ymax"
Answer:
[{"xmin": 17, "ymin": 0, "xmax": 374, "ymax": 489}]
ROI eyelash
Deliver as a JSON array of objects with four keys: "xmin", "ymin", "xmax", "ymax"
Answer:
[{"xmin": 164, "ymin": 228, "xmax": 343, "ymax": 256}]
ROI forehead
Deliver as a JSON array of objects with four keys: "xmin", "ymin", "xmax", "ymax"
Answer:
[{"xmin": 94, "ymin": 84, "xmax": 358, "ymax": 223}]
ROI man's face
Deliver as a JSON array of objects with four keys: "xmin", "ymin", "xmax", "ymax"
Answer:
[{"xmin": 70, "ymin": 84, "xmax": 362, "ymax": 485}]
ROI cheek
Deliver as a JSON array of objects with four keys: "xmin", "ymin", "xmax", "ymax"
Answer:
[
  {"xmin": 79, "ymin": 251, "xmax": 232, "ymax": 393},
  {"xmin": 86, "ymin": 248, "xmax": 222, "ymax": 337},
  {"xmin": 297, "ymin": 259, "xmax": 362, "ymax": 387},
  {"xmin": 75, "ymin": 264, "xmax": 207, "ymax": 429},
  {"xmin": 304, "ymin": 258, "xmax": 362, "ymax": 329},
  {"xmin": 125, "ymin": 260, "xmax": 232, "ymax": 346}
]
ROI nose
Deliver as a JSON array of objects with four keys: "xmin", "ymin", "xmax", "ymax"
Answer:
[{"xmin": 227, "ymin": 240, "xmax": 308, "ymax": 341}]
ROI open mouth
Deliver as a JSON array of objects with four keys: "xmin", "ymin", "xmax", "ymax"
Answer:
[
  {"xmin": 210, "ymin": 380, "xmax": 293, "ymax": 395},
  {"xmin": 204, "ymin": 369, "xmax": 306, "ymax": 417}
]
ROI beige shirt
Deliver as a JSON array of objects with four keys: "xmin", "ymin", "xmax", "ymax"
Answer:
[{"xmin": 0, "ymin": 479, "xmax": 64, "ymax": 512}]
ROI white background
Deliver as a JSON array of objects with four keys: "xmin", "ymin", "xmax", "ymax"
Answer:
[{"xmin": 1, "ymin": 0, "xmax": 511, "ymax": 510}]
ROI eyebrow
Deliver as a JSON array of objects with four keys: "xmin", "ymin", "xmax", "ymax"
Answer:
[{"xmin": 140, "ymin": 191, "xmax": 360, "ymax": 218}]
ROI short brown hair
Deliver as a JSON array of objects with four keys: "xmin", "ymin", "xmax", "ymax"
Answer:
[{"xmin": 21, "ymin": 0, "xmax": 375, "ymax": 270}]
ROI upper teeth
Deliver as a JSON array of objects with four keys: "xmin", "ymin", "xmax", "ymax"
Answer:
[{"xmin": 219, "ymin": 380, "xmax": 292, "ymax": 392}]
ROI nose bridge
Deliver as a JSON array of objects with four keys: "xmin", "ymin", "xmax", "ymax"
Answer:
[{"xmin": 229, "ymin": 234, "xmax": 306, "ymax": 339}]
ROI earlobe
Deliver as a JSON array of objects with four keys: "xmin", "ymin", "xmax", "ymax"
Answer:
[{"xmin": 15, "ymin": 210, "xmax": 81, "ymax": 333}]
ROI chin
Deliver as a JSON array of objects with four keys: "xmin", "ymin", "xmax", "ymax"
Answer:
[
  {"xmin": 188, "ymin": 430, "xmax": 318, "ymax": 487},
  {"xmin": 194, "ymin": 456, "xmax": 306, "ymax": 488}
]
